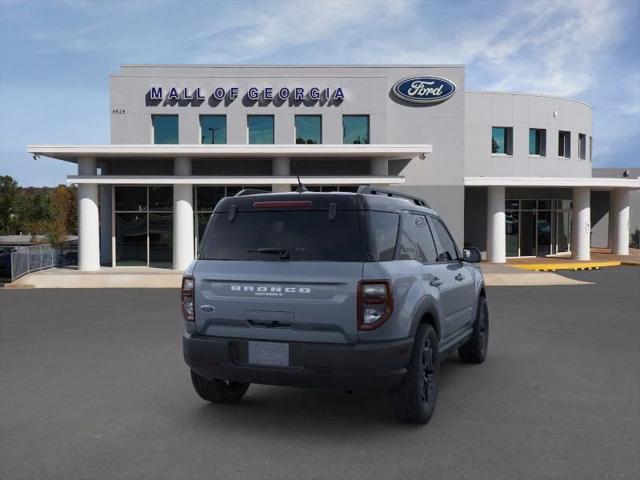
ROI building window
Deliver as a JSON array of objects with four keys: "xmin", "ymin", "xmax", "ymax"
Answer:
[
  {"xmin": 491, "ymin": 127, "xmax": 513, "ymax": 155},
  {"xmin": 248, "ymin": 115, "xmax": 274, "ymax": 144},
  {"xmin": 152, "ymin": 115, "xmax": 179, "ymax": 144},
  {"xmin": 200, "ymin": 115, "xmax": 227, "ymax": 144},
  {"xmin": 578, "ymin": 133, "xmax": 587, "ymax": 160},
  {"xmin": 558, "ymin": 130, "xmax": 571, "ymax": 158},
  {"xmin": 589, "ymin": 136, "xmax": 593, "ymax": 161},
  {"xmin": 295, "ymin": 115, "xmax": 322, "ymax": 144},
  {"xmin": 529, "ymin": 128, "xmax": 546, "ymax": 156},
  {"xmin": 305, "ymin": 185, "xmax": 362, "ymax": 192},
  {"xmin": 343, "ymin": 115, "xmax": 369, "ymax": 144}
]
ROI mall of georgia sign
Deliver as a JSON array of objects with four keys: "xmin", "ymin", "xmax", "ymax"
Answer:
[
  {"xmin": 146, "ymin": 86, "xmax": 345, "ymax": 105},
  {"xmin": 391, "ymin": 76, "xmax": 456, "ymax": 104}
]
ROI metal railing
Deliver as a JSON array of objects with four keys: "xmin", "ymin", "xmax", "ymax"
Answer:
[{"xmin": 8, "ymin": 243, "xmax": 77, "ymax": 282}]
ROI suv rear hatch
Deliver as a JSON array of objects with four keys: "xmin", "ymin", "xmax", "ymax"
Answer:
[{"xmin": 193, "ymin": 194, "xmax": 364, "ymax": 344}]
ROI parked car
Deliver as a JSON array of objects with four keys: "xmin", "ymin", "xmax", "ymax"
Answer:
[{"xmin": 182, "ymin": 187, "xmax": 488, "ymax": 423}]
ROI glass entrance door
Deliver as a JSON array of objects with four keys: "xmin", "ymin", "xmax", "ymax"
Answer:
[
  {"xmin": 556, "ymin": 210, "xmax": 571, "ymax": 253},
  {"xmin": 114, "ymin": 186, "xmax": 173, "ymax": 268},
  {"xmin": 115, "ymin": 212, "xmax": 147, "ymax": 266},
  {"xmin": 149, "ymin": 213, "xmax": 173, "ymax": 267},
  {"xmin": 520, "ymin": 211, "xmax": 536, "ymax": 256},
  {"xmin": 537, "ymin": 211, "xmax": 552, "ymax": 256},
  {"xmin": 505, "ymin": 199, "xmax": 572, "ymax": 258},
  {"xmin": 505, "ymin": 210, "xmax": 519, "ymax": 257}
]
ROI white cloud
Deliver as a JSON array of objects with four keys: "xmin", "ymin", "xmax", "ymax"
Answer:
[
  {"xmin": 475, "ymin": 0, "xmax": 625, "ymax": 97},
  {"xmin": 189, "ymin": 0, "xmax": 414, "ymax": 64}
]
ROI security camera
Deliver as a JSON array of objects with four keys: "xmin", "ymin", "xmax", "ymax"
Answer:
[{"xmin": 419, "ymin": 152, "xmax": 426, "ymax": 160}]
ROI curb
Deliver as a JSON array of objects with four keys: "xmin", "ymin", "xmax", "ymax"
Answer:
[{"xmin": 510, "ymin": 261, "xmax": 621, "ymax": 272}]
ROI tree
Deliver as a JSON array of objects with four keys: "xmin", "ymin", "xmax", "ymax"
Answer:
[
  {"xmin": 0, "ymin": 176, "xmax": 19, "ymax": 234},
  {"xmin": 48, "ymin": 185, "xmax": 77, "ymax": 244},
  {"xmin": 0, "ymin": 177, "xmax": 77, "ymax": 241},
  {"xmin": 14, "ymin": 189, "xmax": 53, "ymax": 240}
]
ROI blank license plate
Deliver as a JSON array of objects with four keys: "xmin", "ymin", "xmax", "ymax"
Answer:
[{"xmin": 248, "ymin": 341, "xmax": 289, "ymax": 367}]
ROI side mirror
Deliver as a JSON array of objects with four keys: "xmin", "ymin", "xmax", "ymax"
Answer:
[{"xmin": 462, "ymin": 247, "xmax": 482, "ymax": 263}]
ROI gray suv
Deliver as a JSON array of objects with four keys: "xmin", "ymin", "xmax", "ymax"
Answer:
[{"xmin": 182, "ymin": 187, "xmax": 488, "ymax": 424}]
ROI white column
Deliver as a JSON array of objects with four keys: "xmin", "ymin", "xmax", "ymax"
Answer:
[
  {"xmin": 78, "ymin": 157, "xmax": 100, "ymax": 271},
  {"xmin": 370, "ymin": 158, "xmax": 388, "ymax": 176},
  {"xmin": 173, "ymin": 157, "xmax": 194, "ymax": 271},
  {"xmin": 272, "ymin": 157, "xmax": 290, "ymax": 193},
  {"xmin": 486, "ymin": 186, "xmax": 506, "ymax": 263},
  {"xmin": 572, "ymin": 187, "xmax": 591, "ymax": 260},
  {"xmin": 611, "ymin": 189, "xmax": 630, "ymax": 255}
]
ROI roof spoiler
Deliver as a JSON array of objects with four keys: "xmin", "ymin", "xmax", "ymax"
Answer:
[{"xmin": 357, "ymin": 186, "xmax": 430, "ymax": 208}]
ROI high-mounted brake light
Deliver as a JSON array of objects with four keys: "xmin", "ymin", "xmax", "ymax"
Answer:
[
  {"xmin": 253, "ymin": 200, "xmax": 313, "ymax": 209},
  {"xmin": 181, "ymin": 276, "xmax": 195, "ymax": 321},
  {"xmin": 357, "ymin": 280, "xmax": 393, "ymax": 331}
]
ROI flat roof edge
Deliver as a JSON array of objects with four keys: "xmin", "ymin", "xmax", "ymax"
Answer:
[
  {"xmin": 28, "ymin": 144, "xmax": 432, "ymax": 161},
  {"xmin": 464, "ymin": 176, "xmax": 639, "ymax": 189},
  {"xmin": 118, "ymin": 64, "xmax": 466, "ymax": 68},
  {"xmin": 466, "ymin": 91, "xmax": 592, "ymax": 108},
  {"xmin": 66, "ymin": 175, "xmax": 407, "ymax": 186}
]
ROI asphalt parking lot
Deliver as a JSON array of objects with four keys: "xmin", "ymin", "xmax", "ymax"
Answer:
[{"xmin": 1, "ymin": 267, "xmax": 639, "ymax": 480}]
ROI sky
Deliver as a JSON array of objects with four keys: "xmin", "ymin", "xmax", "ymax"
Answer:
[{"xmin": 0, "ymin": 0, "xmax": 639, "ymax": 187}]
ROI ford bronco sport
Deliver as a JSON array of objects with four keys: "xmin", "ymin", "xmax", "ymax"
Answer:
[{"xmin": 182, "ymin": 186, "xmax": 488, "ymax": 424}]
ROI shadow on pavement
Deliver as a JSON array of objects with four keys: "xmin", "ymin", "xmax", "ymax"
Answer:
[{"xmin": 182, "ymin": 355, "xmax": 474, "ymax": 435}]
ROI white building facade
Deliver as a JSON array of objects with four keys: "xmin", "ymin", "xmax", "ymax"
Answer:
[{"xmin": 28, "ymin": 65, "xmax": 638, "ymax": 271}]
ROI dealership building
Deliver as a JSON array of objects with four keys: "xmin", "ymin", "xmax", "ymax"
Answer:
[{"xmin": 28, "ymin": 65, "xmax": 639, "ymax": 271}]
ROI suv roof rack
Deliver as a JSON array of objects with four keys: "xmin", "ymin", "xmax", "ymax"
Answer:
[
  {"xmin": 234, "ymin": 188, "xmax": 271, "ymax": 197},
  {"xmin": 357, "ymin": 186, "xmax": 430, "ymax": 208}
]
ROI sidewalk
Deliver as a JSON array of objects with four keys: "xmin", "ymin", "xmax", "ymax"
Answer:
[
  {"xmin": 6, "ymin": 267, "xmax": 182, "ymax": 289},
  {"xmin": 506, "ymin": 248, "xmax": 639, "ymax": 272},
  {"xmin": 480, "ymin": 263, "xmax": 591, "ymax": 286},
  {"xmin": 591, "ymin": 247, "xmax": 640, "ymax": 265},
  {"xmin": 7, "ymin": 264, "xmax": 590, "ymax": 288}
]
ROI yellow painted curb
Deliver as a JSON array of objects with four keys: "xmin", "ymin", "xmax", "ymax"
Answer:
[{"xmin": 510, "ymin": 261, "xmax": 621, "ymax": 272}]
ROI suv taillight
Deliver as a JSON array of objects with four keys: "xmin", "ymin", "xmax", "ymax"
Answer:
[
  {"xmin": 357, "ymin": 280, "xmax": 393, "ymax": 331},
  {"xmin": 181, "ymin": 276, "xmax": 195, "ymax": 321}
]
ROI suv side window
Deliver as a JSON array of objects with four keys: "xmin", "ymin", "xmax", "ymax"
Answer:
[
  {"xmin": 397, "ymin": 213, "xmax": 438, "ymax": 263},
  {"xmin": 429, "ymin": 216, "xmax": 459, "ymax": 262},
  {"xmin": 366, "ymin": 211, "xmax": 400, "ymax": 261}
]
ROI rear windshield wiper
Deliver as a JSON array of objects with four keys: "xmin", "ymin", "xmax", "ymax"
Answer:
[{"xmin": 249, "ymin": 247, "xmax": 290, "ymax": 260}]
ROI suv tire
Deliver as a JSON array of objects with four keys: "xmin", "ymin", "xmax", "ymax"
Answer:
[
  {"xmin": 190, "ymin": 370, "xmax": 250, "ymax": 403},
  {"xmin": 458, "ymin": 296, "xmax": 489, "ymax": 364},
  {"xmin": 392, "ymin": 324, "xmax": 439, "ymax": 424}
]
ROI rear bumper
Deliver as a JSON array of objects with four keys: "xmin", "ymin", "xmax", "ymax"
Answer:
[{"xmin": 183, "ymin": 333, "xmax": 413, "ymax": 391}]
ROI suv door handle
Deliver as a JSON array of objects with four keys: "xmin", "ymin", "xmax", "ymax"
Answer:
[
  {"xmin": 429, "ymin": 277, "xmax": 443, "ymax": 287},
  {"xmin": 455, "ymin": 273, "xmax": 465, "ymax": 281}
]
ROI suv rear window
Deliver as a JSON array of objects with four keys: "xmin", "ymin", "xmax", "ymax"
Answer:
[{"xmin": 200, "ymin": 210, "xmax": 363, "ymax": 262}]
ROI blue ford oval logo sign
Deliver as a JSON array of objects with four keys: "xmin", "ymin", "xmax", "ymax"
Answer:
[{"xmin": 392, "ymin": 76, "xmax": 456, "ymax": 104}]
